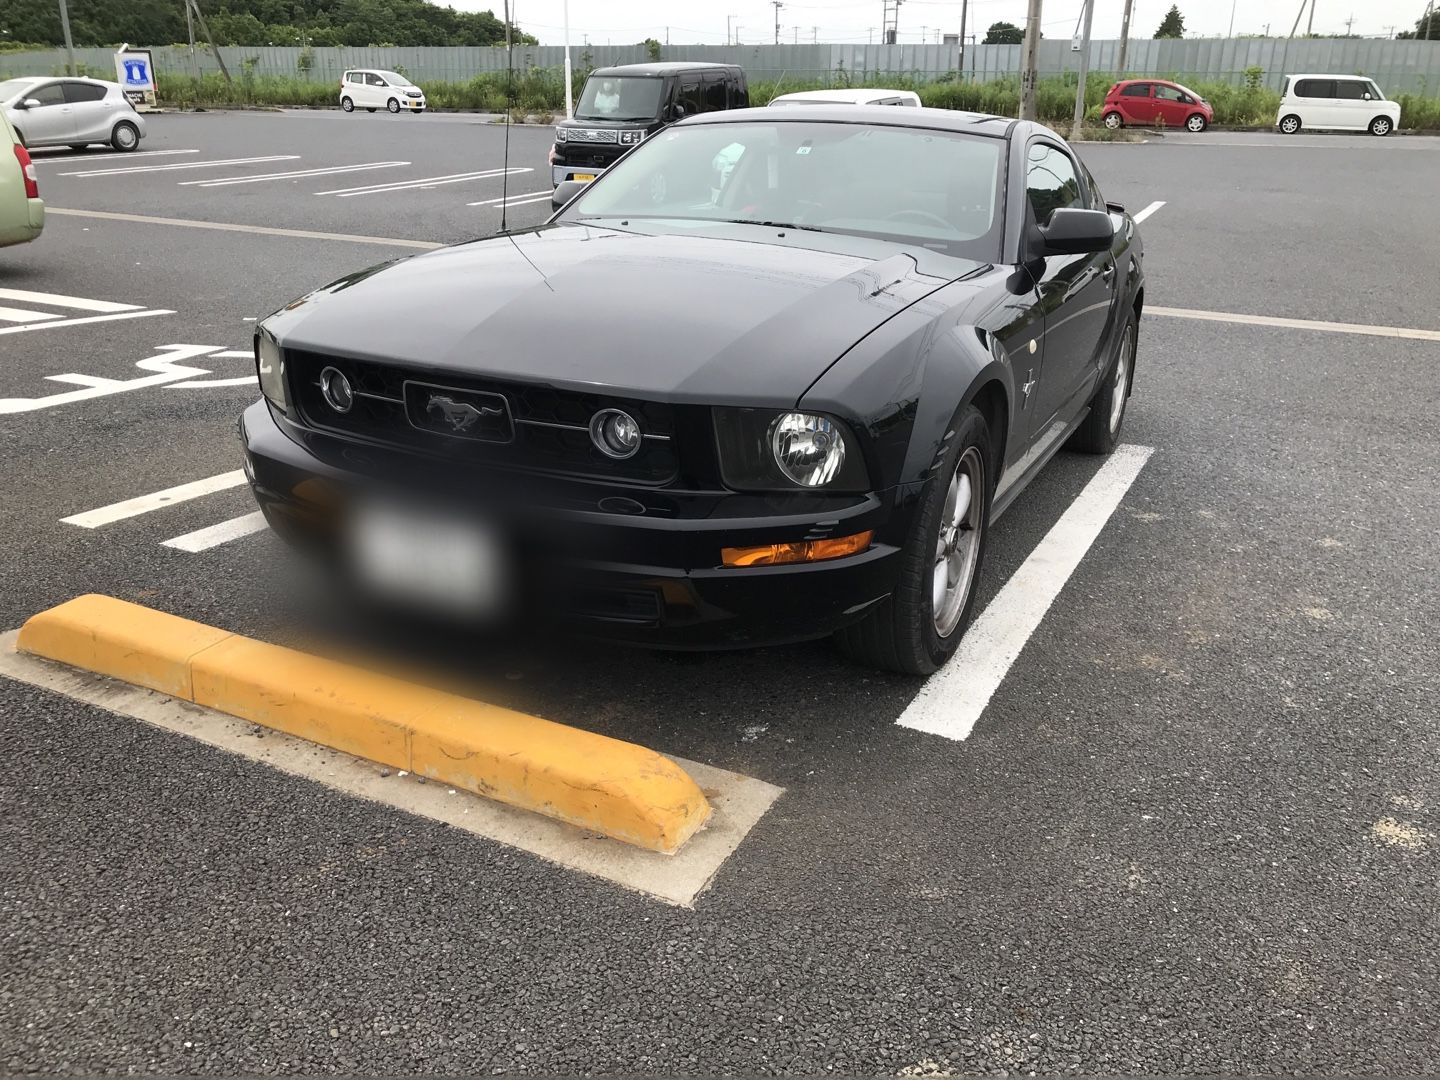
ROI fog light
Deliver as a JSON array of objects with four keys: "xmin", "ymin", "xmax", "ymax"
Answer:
[
  {"xmin": 721, "ymin": 530, "xmax": 873, "ymax": 568},
  {"xmin": 320, "ymin": 366, "xmax": 353, "ymax": 414},
  {"xmin": 590, "ymin": 408, "xmax": 642, "ymax": 459}
]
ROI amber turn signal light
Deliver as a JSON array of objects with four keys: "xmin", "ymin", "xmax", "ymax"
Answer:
[{"xmin": 721, "ymin": 530, "xmax": 874, "ymax": 568}]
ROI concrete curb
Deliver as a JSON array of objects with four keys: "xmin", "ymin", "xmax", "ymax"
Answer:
[{"xmin": 17, "ymin": 594, "xmax": 712, "ymax": 854}]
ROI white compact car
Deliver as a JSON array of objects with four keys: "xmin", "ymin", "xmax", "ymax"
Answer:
[
  {"xmin": 1276, "ymin": 74, "xmax": 1402, "ymax": 135},
  {"xmin": 769, "ymin": 88, "xmax": 921, "ymax": 107},
  {"xmin": 0, "ymin": 76, "xmax": 146, "ymax": 151},
  {"xmin": 340, "ymin": 69, "xmax": 426, "ymax": 114}
]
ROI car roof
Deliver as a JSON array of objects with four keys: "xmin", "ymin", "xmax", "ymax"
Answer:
[
  {"xmin": 590, "ymin": 62, "xmax": 739, "ymax": 77},
  {"xmin": 770, "ymin": 88, "xmax": 920, "ymax": 103},
  {"xmin": 1287, "ymin": 72, "xmax": 1374, "ymax": 80},
  {"xmin": 680, "ymin": 103, "xmax": 1015, "ymax": 136}
]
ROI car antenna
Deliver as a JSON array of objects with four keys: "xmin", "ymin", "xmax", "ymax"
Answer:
[{"xmin": 499, "ymin": 0, "xmax": 514, "ymax": 233}]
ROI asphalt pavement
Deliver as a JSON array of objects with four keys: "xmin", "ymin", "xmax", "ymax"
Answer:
[{"xmin": 2, "ymin": 111, "xmax": 1439, "ymax": 1075}]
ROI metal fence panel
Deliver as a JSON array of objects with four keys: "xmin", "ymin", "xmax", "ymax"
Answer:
[{"xmin": 4, "ymin": 40, "xmax": 1438, "ymax": 94}]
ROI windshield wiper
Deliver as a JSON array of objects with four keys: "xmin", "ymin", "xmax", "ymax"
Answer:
[{"xmin": 724, "ymin": 219, "xmax": 824, "ymax": 232}]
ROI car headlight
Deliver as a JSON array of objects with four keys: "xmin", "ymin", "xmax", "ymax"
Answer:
[
  {"xmin": 554, "ymin": 127, "xmax": 568, "ymax": 143},
  {"xmin": 255, "ymin": 330, "xmax": 288, "ymax": 414},
  {"xmin": 618, "ymin": 129, "xmax": 643, "ymax": 145},
  {"xmin": 712, "ymin": 407, "xmax": 869, "ymax": 492}
]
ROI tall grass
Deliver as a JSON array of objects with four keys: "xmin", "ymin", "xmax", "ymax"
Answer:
[{"xmin": 155, "ymin": 67, "xmax": 1440, "ymax": 130}]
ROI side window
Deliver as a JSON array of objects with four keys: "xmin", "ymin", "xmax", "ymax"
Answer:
[
  {"xmin": 1025, "ymin": 143, "xmax": 1083, "ymax": 226},
  {"xmin": 62, "ymin": 82, "xmax": 107, "ymax": 103},
  {"xmin": 701, "ymin": 75, "xmax": 728, "ymax": 112},
  {"xmin": 676, "ymin": 78, "xmax": 705, "ymax": 116},
  {"xmin": 1335, "ymin": 80, "xmax": 1368, "ymax": 100},
  {"xmin": 368, "ymin": 73, "xmax": 387, "ymax": 87},
  {"xmin": 1155, "ymin": 85, "xmax": 1185, "ymax": 102},
  {"xmin": 1295, "ymin": 79, "xmax": 1335, "ymax": 98},
  {"xmin": 1120, "ymin": 83, "xmax": 1151, "ymax": 98},
  {"xmin": 1080, "ymin": 159, "xmax": 1107, "ymax": 212},
  {"xmin": 728, "ymin": 80, "xmax": 749, "ymax": 108},
  {"xmin": 28, "ymin": 83, "xmax": 66, "ymax": 107}
]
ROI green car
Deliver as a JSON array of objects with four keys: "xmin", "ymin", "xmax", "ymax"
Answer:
[{"xmin": 0, "ymin": 110, "xmax": 44, "ymax": 248}]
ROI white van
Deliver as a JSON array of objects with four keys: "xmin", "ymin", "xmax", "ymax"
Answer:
[
  {"xmin": 768, "ymin": 88, "xmax": 922, "ymax": 107},
  {"xmin": 1276, "ymin": 74, "xmax": 1401, "ymax": 135},
  {"xmin": 339, "ymin": 69, "xmax": 426, "ymax": 115}
]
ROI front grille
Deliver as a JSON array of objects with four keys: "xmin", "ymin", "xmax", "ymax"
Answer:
[
  {"xmin": 287, "ymin": 349, "xmax": 678, "ymax": 484},
  {"xmin": 568, "ymin": 128, "xmax": 619, "ymax": 144},
  {"xmin": 405, "ymin": 90, "xmax": 423, "ymax": 98}
]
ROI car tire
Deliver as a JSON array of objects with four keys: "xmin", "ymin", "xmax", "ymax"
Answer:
[
  {"xmin": 1186, "ymin": 113, "xmax": 1208, "ymax": 132},
  {"xmin": 1103, "ymin": 111, "xmax": 1123, "ymax": 130},
  {"xmin": 110, "ymin": 121, "xmax": 140, "ymax": 152},
  {"xmin": 341, "ymin": 96, "xmax": 354, "ymax": 112},
  {"xmin": 1279, "ymin": 114, "xmax": 1302, "ymax": 134},
  {"xmin": 1369, "ymin": 116, "xmax": 1393, "ymax": 136},
  {"xmin": 1068, "ymin": 314, "xmax": 1137, "ymax": 455},
  {"xmin": 387, "ymin": 98, "xmax": 401, "ymax": 114},
  {"xmin": 835, "ymin": 404, "xmax": 993, "ymax": 676}
]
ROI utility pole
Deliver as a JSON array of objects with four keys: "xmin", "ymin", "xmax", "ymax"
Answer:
[
  {"xmin": 56, "ymin": 0, "xmax": 76, "ymax": 75},
  {"xmin": 813, "ymin": 26, "xmax": 819, "ymax": 43},
  {"xmin": 868, "ymin": 27, "xmax": 876, "ymax": 44},
  {"xmin": 1343, "ymin": 12, "xmax": 1355, "ymax": 34},
  {"xmin": 1228, "ymin": 0, "xmax": 1237, "ymax": 37},
  {"xmin": 726, "ymin": 14, "xmax": 735, "ymax": 45},
  {"xmin": 1071, "ymin": 0, "xmax": 1094, "ymax": 133},
  {"xmin": 1116, "ymin": 0, "xmax": 1134, "ymax": 72},
  {"xmin": 185, "ymin": 0, "xmax": 200, "ymax": 84},
  {"xmin": 793, "ymin": 26, "xmax": 799, "ymax": 43},
  {"xmin": 1019, "ymin": 0, "xmax": 1043, "ymax": 119},
  {"xmin": 958, "ymin": 0, "xmax": 968, "ymax": 77},
  {"xmin": 1289, "ymin": 0, "xmax": 1309, "ymax": 37},
  {"xmin": 562, "ymin": 0, "xmax": 572, "ymax": 119},
  {"xmin": 189, "ymin": 0, "xmax": 232, "ymax": 82},
  {"xmin": 772, "ymin": 0, "xmax": 784, "ymax": 44},
  {"xmin": 1309, "ymin": 0, "xmax": 1319, "ymax": 35}
]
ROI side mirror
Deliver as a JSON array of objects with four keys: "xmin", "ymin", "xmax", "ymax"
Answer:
[
  {"xmin": 668, "ymin": 103, "xmax": 686, "ymax": 121},
  {"xmin": 551, "ymin": 178, "xmax": 589, "ymax": 211},
  {"xmin": 19, "ymin": 98, "xmax": 41, "ymax": 110},
  {"xmin": 1363, "ymin": 92, "xmax": 1372, "ymax": 100},
  {"xmin": 1037, "ymin": 208, "xmax": 1115, "ymax": 256}
]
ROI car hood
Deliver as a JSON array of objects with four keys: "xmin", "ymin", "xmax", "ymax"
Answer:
[{"xmin": 264, "ymin": 223, "xmax": 967, "ymax": 406}]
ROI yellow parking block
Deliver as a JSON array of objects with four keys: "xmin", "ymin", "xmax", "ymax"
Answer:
[
  {"xmin": 16, "ymin": 593, "xmax": 231, "ymax": 699},
  {"xmin": 16, "ymin": 595, "xmax": 712, "ymax": 853}
]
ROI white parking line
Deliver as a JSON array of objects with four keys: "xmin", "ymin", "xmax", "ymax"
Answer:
[
  {"xmin": 62, "ymin": 470, "xmax": 249, "ymax": 529},
  {"xmin": 1132, "ymin": 200, "xmax": 1165, "ymax": 223},
  {"xmin": 0, "ymin": 288, "xmax": 142, "ymax": 313},
  {"xmin": 0, "ymin": 309, "xmax": 172, "ymax": 337},
  {"xmin": 45, "ymin": 208, "xmax": 443, "ymax": 251},
  {"xmin": 468, "ymin": 190, "xmax": 552, "ymax": 208},
  {"xmin": 0, "ymin": 306, "xmax": 63, "ymax": 323},
  {"xmin": 161, "ymin": 511, "xmax": 268, "ymax": 553},
  {"xmin": 60, "ymin": 155, "xmax": 300, "ymax": 177},
  {"xmin": 897, "ymin": 444, "xmax": 1155, "ymax": 742},
  {"xmin": 31, "ymin": 148, "xmax": 199, "ymax": 164},
  {"xmin": 180, "ymin": 161, "xmax": 410, "ymax": 188},
  {"xmin": 1149, "ymin": 306, "xmax": 1440, "ymax": 343},
  {"xmin": 319, "ymin": 166, "xmax": 531, "ymax": 197}
]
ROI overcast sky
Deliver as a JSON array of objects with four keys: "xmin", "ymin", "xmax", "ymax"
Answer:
[{"xmin": 464, "ymin": 0, "xmax": 1424, "ymax": 46}]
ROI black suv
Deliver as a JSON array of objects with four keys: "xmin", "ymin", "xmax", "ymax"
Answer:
[{"xmin": 549, "ymin": 62, "xmax": 749, "ymax": 187}]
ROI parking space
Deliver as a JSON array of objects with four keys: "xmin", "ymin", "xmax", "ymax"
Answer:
[{"xmin": 3, "ymin": 112, "xmax": 1440, "ymax": 1073}]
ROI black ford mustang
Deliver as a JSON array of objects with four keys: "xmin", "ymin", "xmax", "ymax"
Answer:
[{"xmin": 242, "ymin": 105, "xmax": 1144, "ymax": 674}]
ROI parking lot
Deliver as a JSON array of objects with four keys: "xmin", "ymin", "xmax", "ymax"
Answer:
[{"xmin": 4, "ymin": 108, "xmax": 1440, "ymax": 1074}]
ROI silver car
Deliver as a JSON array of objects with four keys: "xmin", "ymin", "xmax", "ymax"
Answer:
[{"xmin": 0, "ymin": 77, "xmax": 147, "ymax": 152}]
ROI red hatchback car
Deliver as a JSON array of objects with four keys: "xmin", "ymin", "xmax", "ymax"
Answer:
[{"xmin": 1102, "ymin": 79, "xmax": 1214, "ymax": 132}]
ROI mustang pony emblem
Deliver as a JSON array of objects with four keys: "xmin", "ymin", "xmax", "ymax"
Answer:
[{"xmin": 426, "ymin": 394, "xmax": 503, "ymax": 433}]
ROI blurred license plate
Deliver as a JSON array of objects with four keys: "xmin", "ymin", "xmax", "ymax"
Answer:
[
  {"xmin": 573, "ymin": 173, "xmax": 595, "ymax": 182},
  {"xmin": 349, "ymin": 502, "xmax": 505, "ymax": 616}
]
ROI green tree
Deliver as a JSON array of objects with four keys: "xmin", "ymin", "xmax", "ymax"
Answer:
[
  {"xmin": 641, "ymin": 37, "xmax": 661, "ymax": 61},
  {"xmin": 982, "ymin": 20, "xmax": 1025, "ymax": 44},
  {"xmin": 1154, "ymin": 5, "xmax": 1185, "ymax": 37}
]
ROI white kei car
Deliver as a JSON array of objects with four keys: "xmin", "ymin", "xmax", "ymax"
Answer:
[{"xmin": 339, "ymin": 69, "xmax": 427, "ymax": 114}]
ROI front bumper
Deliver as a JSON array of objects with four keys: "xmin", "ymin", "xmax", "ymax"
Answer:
[
  {"xmin": 240, "ymin": 400, "xmax": 906, "ymax": 649},
  {"xmin": 552, "ymin": 164, "xmax": 604, "ymax": 186}
]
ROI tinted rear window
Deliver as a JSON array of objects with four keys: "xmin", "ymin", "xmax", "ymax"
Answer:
[
  {"xmin": 1120, "ymin": 83, "xmax": 1151, "ymax": 97},
  {"xmin": 1295, "ymin": 79, "xmax": 1336, "ymax": 98}
]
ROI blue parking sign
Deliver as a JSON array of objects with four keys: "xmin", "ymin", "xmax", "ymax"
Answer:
[{"xmin": 122, "ymin": 58, "xmax": 149, "ymax": 86}]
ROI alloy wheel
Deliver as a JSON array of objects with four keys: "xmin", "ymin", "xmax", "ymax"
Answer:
[
  {"xmin": 931, "ymin": 446, "xmax": 985, "ymax": 638},
  {"xmin": 1187, "ymin": 115, "xmax": 1206, "ymax": 132},
  {"xmin": 1109, "ymin": 330, "xmax": 1133, "ymax": 434},
  {"xmin": 1104, "ymin": 112, "xmax": 1122, "ymax": 130}
]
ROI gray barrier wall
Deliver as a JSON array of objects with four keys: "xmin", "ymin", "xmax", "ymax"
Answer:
[{"xmin": 4, "ymin": 39, "xmax": 1439, "ymax": 94}]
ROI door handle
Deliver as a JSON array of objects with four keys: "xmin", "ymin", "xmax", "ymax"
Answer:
[{"xmin": 1101, "ymin": 262, "xmax": 1116, "ymax": 283}]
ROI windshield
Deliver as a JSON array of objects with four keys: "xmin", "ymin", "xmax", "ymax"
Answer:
[
  {"xmin": 0, "ymin": 78, "xmax": 41, "ymax": 104},
  {"xmin": 576, "ymin": 76, "xmax": 664, "ymax": 121},
  {"xmin": 377, "ymin": 71, "xmax": 414, "ymax": 87},
  {"xmin": 561, "ymin": 120, "xmax": 1005, "ymax": 259}
]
